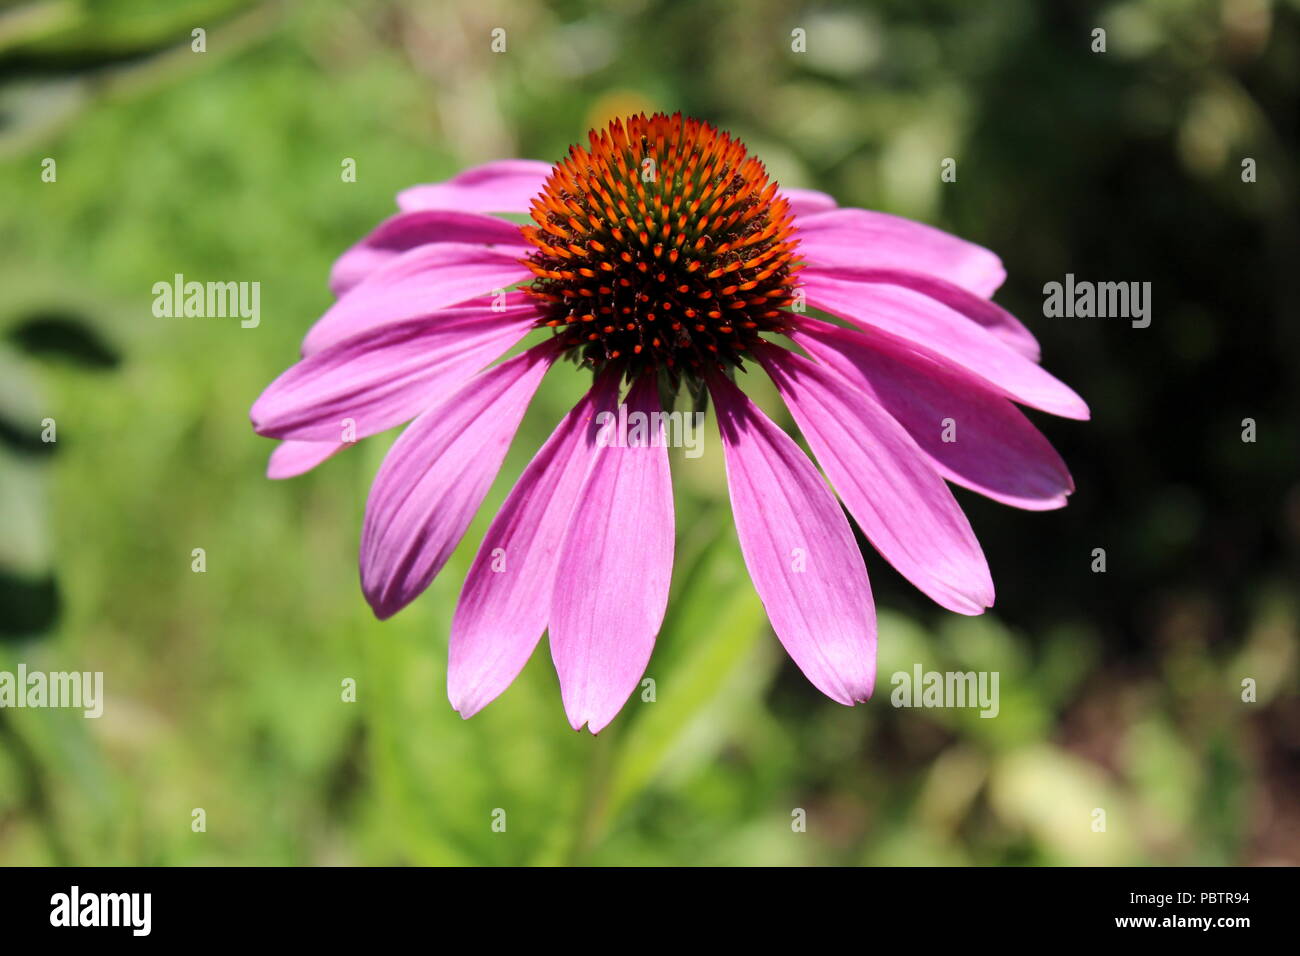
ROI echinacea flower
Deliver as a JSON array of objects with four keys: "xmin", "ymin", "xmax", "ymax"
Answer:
[{"xmin": 251, "ymin": 113, "xmax": 1087, "ymax": 733}]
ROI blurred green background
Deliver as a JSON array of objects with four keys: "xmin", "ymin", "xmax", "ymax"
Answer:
[{"xmin": 1, "ymin": 0, "xmax": 1297, "ymax": 866}]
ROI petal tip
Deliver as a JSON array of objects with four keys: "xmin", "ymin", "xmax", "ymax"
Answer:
[
  {"xmin": 825, "ymin": 677, "xmax": 875, "ymax": 707},
  {"xmin": 450, "ymin": 693, "xmax": 486, "ymax": 721},
  {"xmin": 364, "ymin": 587, "xmax": 404, "ymax": 621},
  {"xmin": 563, "ymin": 703, "xmax": 621, "ymax": 736}
]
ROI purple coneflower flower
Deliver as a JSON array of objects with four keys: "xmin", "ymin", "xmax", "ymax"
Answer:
[{"xmin": 251, "ymin": 113, "xmax": 1087, "ymax": 733}]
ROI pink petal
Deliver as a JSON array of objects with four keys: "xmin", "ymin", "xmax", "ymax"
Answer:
[
  {"xmin": 267, "ymin": 440, "xmax": 346, "ymax": 479},
  {"xmin": 330, "ymin": 210, "xmax": 528, "ymax": 297},
  {"xmin": 800, "ymin": 260, "xmax": 1039, "ymax": 361},
  {"xmin": 798, "ymin": 275, "xmax": 1089, "ymax": 420},
  {"xmin": 549, "ymin": 375, "xmax": 675, "ymax": 734},
  {"xmin": 792, "ymin": 318, "xmax": 1074, "ymax": 511},
  {"xmin": 796, "ymin": 208, "xmax": 1006, "ymax": 299},
  {"xmin": 708, "ymin": 371, "xmax": 876, "ymax": 705},
  {"xmin": 360, "ymin": 341, "xmax": 557, "ymax": 620},
  {"xmin": 448, "ymin": 370, "xmax": 621, "ymax": 719},
  {"xmin": 783, "ymin": 188, "xmax": 838, "ymax": 216},
  {"xmin": 396, "ymin": 159, "xmax": 553, "ymax": 214},
  {"xmin": 758, "ymin": 344, "xmax": 994, "ymax": 615},
  {"xmin": 303, "ymin": 243, "xmax": 532, "ymax": 355},
  {"xmin": 251, "ymin": 297, "xmax": 539, "ymax": 442}
]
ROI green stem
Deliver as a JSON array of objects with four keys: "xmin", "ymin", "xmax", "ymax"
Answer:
[
  {"xmin": 565, "ymin": 723, "xmax": 622, "ymax": 865},
  {"xmin": 0, "ymin": 710, "xmax": 72, "ymax": 865}
]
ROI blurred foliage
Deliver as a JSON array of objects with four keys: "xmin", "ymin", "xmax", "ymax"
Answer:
[{"xmin": 0, "ymin": 0, "xmax": 1297, "ymax": 865}]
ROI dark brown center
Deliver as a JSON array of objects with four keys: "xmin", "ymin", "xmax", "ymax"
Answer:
[{"xmin": 521, "ymin": 112, "xmax": 802, "ymax": 384}]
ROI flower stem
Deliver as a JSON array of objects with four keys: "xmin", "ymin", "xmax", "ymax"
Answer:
[{"xmin": 565, "ymin": 723, "xmax": 622, "ymax": 865}]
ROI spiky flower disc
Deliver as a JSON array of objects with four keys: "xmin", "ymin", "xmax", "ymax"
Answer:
[{"xmin": 522, "ymin": 113, "xmax": 802, "ymax": 383}]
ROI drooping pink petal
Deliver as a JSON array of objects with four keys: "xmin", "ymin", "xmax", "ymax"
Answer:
[
  {"xmin": 267, "ymin": 440, "xmax": 346, "ymax": 479},
  {"xmin": 549, "ymin": 374, "xmax": 675, "ymax": 734},
  {"xmin": 448, "ymin": 370, "xmax": 621, "ymax": 719},
  {"xmin": 798, "ymin": 275, "xmax": 1089, "ymax": 420},
  {"xmin": 799, "ymin": 260, "xmax": 1039, "ymax": 361},
  {"xmin": 303, "ymin": 243, "xmax": 532, "ymax": 355},
  {"xmin": 796, "ymin": 208, "xmax": 1006, "ymax": 299},
  {"xmin": 782, "ymin": 187, "xmax": 837, "ymax": 216},
  {"xmin": 330, "ymin": 210, "xmax": 528, "ymax": 297},
  {"xmin": 360, "ymin": 341, "xmax": 558, "ymax": 620},
  {"xmin": 791, "ymin": 318, "xmax": 1074, "ymax": 510},
  {"xmin": 396, "ymin": 159, "xmax": 553, "ymax": 214},
  {"xmin": 708, "ymin": 371, "xmax": 876, "ymax": 705},
  {"xmin": 758, "ymin": 344, "xmax": 994, "ymax": 615},
  {"xmin": 251, "ymin": 297, "xmax": 539, "ymax": 442}
]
